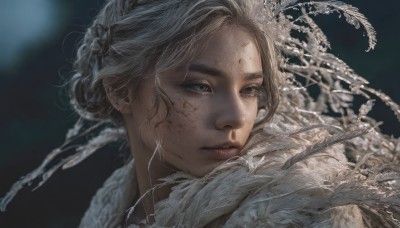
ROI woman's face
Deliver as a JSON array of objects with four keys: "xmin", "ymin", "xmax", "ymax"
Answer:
[{"xmin": 126, "ymin": 26, "xmax": 263, "ymax": 177}]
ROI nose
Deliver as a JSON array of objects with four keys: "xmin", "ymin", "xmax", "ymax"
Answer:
[{"xmin": 214, "ymin": 93, "xmax": 247, "ymax": 130}]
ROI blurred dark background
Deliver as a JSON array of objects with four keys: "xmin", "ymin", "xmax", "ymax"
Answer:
[{"xmin": 0, "ymin": 0, "xmax": 399, "ymax": 227}]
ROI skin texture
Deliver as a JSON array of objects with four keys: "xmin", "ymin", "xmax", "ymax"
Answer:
[{"xmin": 107, "ymin": 25, "xmax": 264, "ymax": 221}]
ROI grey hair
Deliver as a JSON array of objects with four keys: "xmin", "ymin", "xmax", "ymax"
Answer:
[{"xmin": 70, "ymin": 0, "xmax": 280, "ymax": 125}]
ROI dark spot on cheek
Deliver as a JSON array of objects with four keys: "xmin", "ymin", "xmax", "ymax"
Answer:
[
  {"xmin": 175, "ymin": 123, "xmax": 185, "ymax": 133},
  {"xmin": 241, "ymin": 42, "xmax": 250, "ymax": 47},
  {"xmin": 238, "ymin": 58, "xmax": 242, "ymax": 64},
  {"xmin": 177, "ymin": 111, "xmax": 190, "ymax": 117},
  {"xmin": 166, "ymin": 120, "xmax": 173, "ymax": 129},
  {"xmin": 185, "ymin": 102, "xmax": 197, "ymax": 112},
  {"xmin": 182, "ymin": 100, "xmax": 194, "ymax": 109}
]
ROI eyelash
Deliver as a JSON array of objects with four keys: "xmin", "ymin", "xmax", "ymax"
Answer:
[
  {"xmin": 184, "ymin": 82, "xmax": 212, "ymax": 94},
  {"xmin": 183, "ymin": 82, "xmax": 263, "ymax": 97},
  {"xmin": 241, "ymin": 85, "xmax": 263, "ymax": 97}
]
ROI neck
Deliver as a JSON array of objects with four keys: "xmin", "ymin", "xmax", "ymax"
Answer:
[{"xmin": 130, "ymin": 138, "xmax": 175, "ymax": 222}]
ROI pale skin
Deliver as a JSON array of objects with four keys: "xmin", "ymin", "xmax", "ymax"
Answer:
[{"xmin": 106, "ymin": 25, "xmax": 264, "ymax": 223}]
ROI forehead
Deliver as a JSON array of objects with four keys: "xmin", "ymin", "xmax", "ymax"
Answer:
[
  {"xmin": 191, "ymin": 26, "xmax": 262, "ymax": 72},
  {"xmin": 154, "ymin": 25, "xmax": 262, "ymax": 82}
]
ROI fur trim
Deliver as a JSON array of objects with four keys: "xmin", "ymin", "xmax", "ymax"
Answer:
[
  {"xmin": 145, "ymin": 113, "xmax": 399, "ymax": 227},
  {"xmin": 79, "ymin": 161, "xmax": 136, "ymax": 228}
]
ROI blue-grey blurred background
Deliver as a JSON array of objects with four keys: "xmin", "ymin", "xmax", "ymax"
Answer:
[{"xmin": 0, "ymin": 0, "xmax": 399, "ymax": 227}]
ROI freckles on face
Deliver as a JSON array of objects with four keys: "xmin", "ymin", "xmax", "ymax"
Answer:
[{"xmin": 165, "ymin": 99, "xmax": 198, "ymax": 132}]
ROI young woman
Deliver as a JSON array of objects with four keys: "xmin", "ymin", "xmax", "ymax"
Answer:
[{"xmin": 2, "ymin": 0, "xmax": 400, "ymax": 227}]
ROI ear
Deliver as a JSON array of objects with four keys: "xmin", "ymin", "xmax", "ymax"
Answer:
[{"xmin": 103, "ymin": 79, "xmax": 132, "ymax": 114}]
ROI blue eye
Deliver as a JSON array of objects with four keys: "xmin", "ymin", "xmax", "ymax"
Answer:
[
  {"xmin": 184, "ymin": 83, "xmax": 212, "ymax": 94},
  {"xmin": 241, "ymin": 85, "xmax": 262, "ymax": 97},
  {"xmin": 183, "ymin": 82, "xmax": 212, "ymax": 94}
]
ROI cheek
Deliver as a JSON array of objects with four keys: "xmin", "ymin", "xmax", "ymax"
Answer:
[
  {"xmin": 164, "ymin": 99, "xmax": 200, "ymax": 134},
  {"xmin": 251, "ymin": 106, "xmax": 259, "ymax": 121},
  {"xmin": 157, "ymin": 99, "xmax": 200, "ymax": 168},
  {"xmin": 243, "ymin": 102, "xmax": 260, "ymax": 132}
]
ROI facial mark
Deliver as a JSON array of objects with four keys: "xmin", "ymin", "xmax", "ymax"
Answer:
[
  {"xmin": 241, "ymin": 41, "xmax": 250, "ymax": 47},
  {"xmin": 182, "ymin": 100, "xmax": 193, "ymax": 109}
]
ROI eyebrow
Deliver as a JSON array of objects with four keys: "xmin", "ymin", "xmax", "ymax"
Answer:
[{"xmin": 188, "ymin": 63, "xmax": 264, "ymax": 80}]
